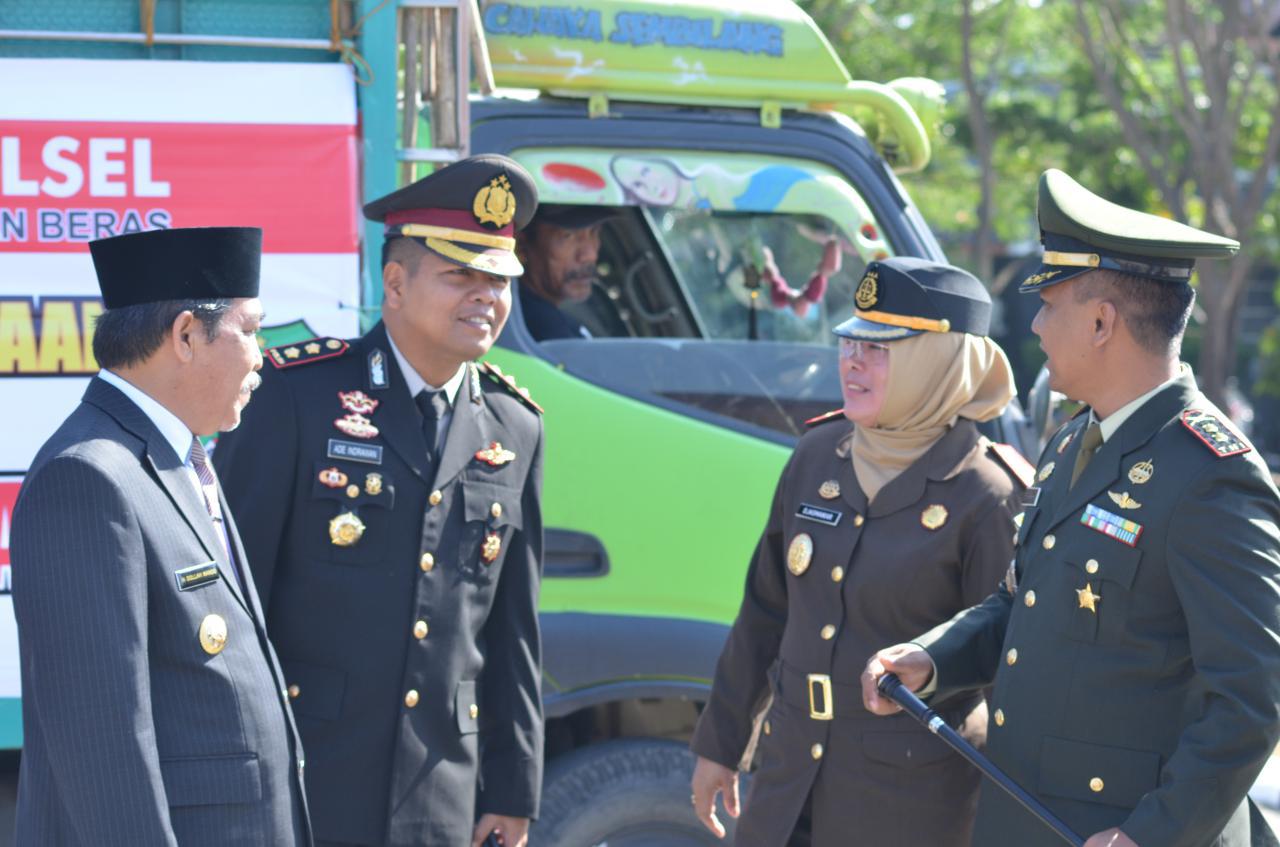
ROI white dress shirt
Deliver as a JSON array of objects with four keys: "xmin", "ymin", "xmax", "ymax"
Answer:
[{"xmin": 385, "ymin": 330, "xmax": 467, "ymax": 455}]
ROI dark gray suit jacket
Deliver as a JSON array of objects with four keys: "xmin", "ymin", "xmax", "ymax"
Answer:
[{"xmin": 11, "ymin": 377, "xmax": 312, "ymax": 846}]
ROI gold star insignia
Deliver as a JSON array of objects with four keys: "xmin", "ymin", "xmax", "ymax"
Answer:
[
  {"xmin": 305, "ymin": 342, "xmax": 321, "ymax": 354},
  {"xmin": 283, "ymin": 346, "xmax": 300, "ymax": 359},
  {"xmin": 1076, "ymin": 582, "xmax": 1101, "ymax": 613}
]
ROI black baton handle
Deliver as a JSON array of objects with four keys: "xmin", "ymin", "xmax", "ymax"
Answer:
[{"xmin": 877, "ymin": 673, "xmax": 1085, "ymax": 847}]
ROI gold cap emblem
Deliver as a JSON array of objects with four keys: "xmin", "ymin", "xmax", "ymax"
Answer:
[
  {"xmin": 854, "ymin": 270, "xmax": 879, "ymax": 310},
  {"xmin": 1128, "ymin": 459, "xmax": 1154, "ymax": 485},
  {"xmin": 921, "ymin": 504, "xmax": 948, "ymax": 530},
  {"xmin": 329, "ymin": 511, "xmax": 366, "ymax": 547},
  {"xmin": 199, "ymin": 613, "xmax": 228, "ymax": 655},
  {"xmin": 786, "ymin": 533, "xmax": 814, "ymax": 576},
  {"xmin": 473, "ymin": 174, "xmax": 517, "ymax": 228}
]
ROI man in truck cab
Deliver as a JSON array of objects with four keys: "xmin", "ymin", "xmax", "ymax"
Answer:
[{"xmin": 515, "ymin": 203, "xmax": 616, "ymax": 341}]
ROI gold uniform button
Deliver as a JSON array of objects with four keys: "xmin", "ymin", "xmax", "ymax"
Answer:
[
  {"xmin": 468, "ymin": 703, "xmax": 479, "ymax": 720},
  {"xmin": 820, "ymin": 624, "xmax": 836, "ymax": 640},
  {"xmin": 1086, "ymin": 558, "xmax": 1099, "ymax": 574},
  {"xmin": 419, "ymin": 552, "xmax": 435, "ymax": 572},
  {"xmin": 1024, "ymin": 590, "xmax": 1037, "ymax": 607},
  {"xmin": 853, "ymin": 514, "xmax": 865, "ymax": 527},
  {"xmin": 994, "ymin": 708, "xmax": 1005, "ymax": 726},
  {"xmin": 413, "ymin": 620, "xmax": 429, "ymax": 639},
  {"xmin": 404, "ymin": 690, "xmax": 420, "ymax": 708},
  {"xmin": 1042, "ymin": 534, "xmax": 1056, "ymax": 550},
  {"xmin": 831, "ymin": 566, "xmax": 845, "ymax": 583},
  {"xmin": 491, "ymin": 502, "xmax": 502, "ymax": 519},
  {"xmin": 810, "ymin": 743, "xmax": 824, "ymax": 760},
  {"xmin": 763, "ymin": 720, "xmax": 772, "ymax": 736},
  {"xmin": 428, "ymin": 490, "xmax": 443, "ymax": 506},
  {"xmin": 1090, "ymin": 777, "xmax": 1104, "ymax": 793},
  {"xmin": 1006, "ymin": 648, "xmax": 1018, "ymax": 666},
  {"xmin": 287, "ymin": 684, "xmax": 300, "ymax": 700}
]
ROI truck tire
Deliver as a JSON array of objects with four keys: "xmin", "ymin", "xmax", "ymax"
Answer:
[{"xmin": 533, "ymin": 738, "xmax": 740, "ymax": 847}]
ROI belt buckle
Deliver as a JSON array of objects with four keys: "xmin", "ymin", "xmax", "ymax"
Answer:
[{"xmin": 807, "ymin": 673, "xmax": 833, "ymax": 721}]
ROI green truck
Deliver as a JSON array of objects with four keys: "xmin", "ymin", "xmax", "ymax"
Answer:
[{"xmin": 0, "ymin": 1, "xmax": 1033, "ymax": 842}]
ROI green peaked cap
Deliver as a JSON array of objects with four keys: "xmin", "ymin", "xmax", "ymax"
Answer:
[{"xmin": 1021, "ymin": 169, "xmax": 1240, "ymax": 292}]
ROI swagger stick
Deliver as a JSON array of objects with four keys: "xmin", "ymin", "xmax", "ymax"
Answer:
[{"xmin": 877, "ymin": 673, "xmax": 1085, "ymax": 847}]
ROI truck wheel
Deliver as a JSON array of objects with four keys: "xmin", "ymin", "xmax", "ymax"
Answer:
[{"xmin": 533, "ymin": 738, "xmax": 740, "ymax": 846}]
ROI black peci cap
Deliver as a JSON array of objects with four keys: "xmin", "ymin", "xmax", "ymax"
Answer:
[
  {"xmin": 364, "ymin": 154, "xmax": 538, "ymax": 277},
  {"xmin": 834, "ymin": 256, "xmax": 991, "ymax": 341},
  {"xmin": 89, "ymin": 227, "xmax": 262, "ymax": 310}
]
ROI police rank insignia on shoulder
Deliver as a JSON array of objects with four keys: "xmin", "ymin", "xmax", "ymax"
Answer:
[
  {"xmin": 479, "ymin": 362, "xmax": 544, "ymax": 413},
  {"xmin": 266, "ymin": 337, "xmax": 348, "ymax": 369},
  {"xmin": 1181, "ymin": 409, "xmax": 1250, "ymax": 457}
]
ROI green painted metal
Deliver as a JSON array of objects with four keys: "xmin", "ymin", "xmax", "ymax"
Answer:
[
  {"xmin": 479, "ymin": 0, "xmax": 934, "ymax": 172},
  {"xmin": 355, "ymin": 0, "xmax": 400, "ymax": 330},
  {"xmin": 481, "ymin": 348, "xmax": 789, "ymax": 624},
  {"xmin": 0, "ymin": 699, "xmax": 20, "ymax": 749}
]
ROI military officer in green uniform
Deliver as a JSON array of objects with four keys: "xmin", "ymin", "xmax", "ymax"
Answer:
[
  {"xmin": 691, "ymin": 258, "xmax": 1032, "ymax": 844},
  {"xmin": 214, "ymin": 156, "xmax": 545, "ymax": 847},
  {"xmin": 863, "ymin": 169, "xmax": 1280, "ymax": 847}
]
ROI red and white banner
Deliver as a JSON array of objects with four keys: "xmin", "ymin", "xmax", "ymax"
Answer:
[
  {"xmin": 0, "ymin": 59, "xmax": 363, "ymax": 703},
  {"xmin": 0, "ymin": 58, "xmax": 363, "ymax": 470}
]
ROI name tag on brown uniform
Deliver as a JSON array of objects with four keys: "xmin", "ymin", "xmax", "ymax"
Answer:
[{"xmin": 796, "ymin": 503, "xmax": 842, "ymax": 527}]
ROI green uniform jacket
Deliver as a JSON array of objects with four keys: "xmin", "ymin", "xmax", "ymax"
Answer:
[
  {"xmin": 691, "ymin": 417, "xmax": 1024, "ymax": 845},
  {"xmin": 918, "ymin": 374, "xmax": 1280, "ymax": 847}
]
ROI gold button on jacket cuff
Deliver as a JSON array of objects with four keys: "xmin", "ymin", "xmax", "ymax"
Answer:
[{"xmin": 810, "ymin": 743, "xmax": 824, "ymax": 760}]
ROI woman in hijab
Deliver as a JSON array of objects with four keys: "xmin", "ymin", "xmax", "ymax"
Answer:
[{"xmin": 689, "ymin": 257, "xmax": 1029, "ymax": 846}]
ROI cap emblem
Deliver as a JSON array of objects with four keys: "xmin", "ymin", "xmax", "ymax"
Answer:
[
  {"xmin": 473, "ymin": 174, "xmax": 517, "ymax": 228},
  {"xmin": 854, "ymin": 270, "xmax": 879, "ymax": 310}
]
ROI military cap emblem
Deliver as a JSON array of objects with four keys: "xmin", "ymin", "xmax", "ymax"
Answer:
[
  {"xmin": 339, "ymin": 390, "xmax": 379, "ymax": 415},
  {"xmin": 329, "ymin": 511, "xmax": 366, "ymax": 547},
  {"xmin": 482, "ymin": 531, "xmax": 502, "ymax": 564},
  {"xmin": 920, "ymin": 504, "xmax": 948, "ymax": 530},
  {"xmin": 818, "ymin": 480, "xmax": 841, "ymax": 500},
  {"xmin": 334, "ymin": 413, "xmax": 379, "ymax": 440},
  {"xmin": 1037, "ymin": 461, "xmax": 1055, "ymax": 483},
  {"xmin": 473, "ymin": 174, "xmax": 517, "ymax": 228},
  {"xmin": 854, "ymin": 270, "xmax": 879, "ymax": 310},
  {"xmin": 1128, "ymin": 459, "xmax": 1154, "ymax": 485},
  {"xmin": 364, "ymin": 473, "xmax": 383, "ymax": 496},
  {"xmin": 786, "ymin": 533, "xmax": 814, "ymax": 576},
  {"xmin": 1107, "ymin": 490, "xmax": 1141, "ymax": 510},
  {"xmin": 199, "ymin": 613, "xmax": 228, "ymax": 655},
  {"xmin": 475, "ymin": 441, "xmax": 517, "ymax": 466},
  {"xmin": 318, "ymin": 467, "xmax": 348, "ymax": 488}
]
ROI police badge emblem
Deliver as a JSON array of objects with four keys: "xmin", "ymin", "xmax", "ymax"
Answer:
[
  {"xmin": 786, "ymin": 533, "xmax": 814, "ymax": 576},
  {"xmin": 473, "ymin": 175, "xmax": 517, "ymax": 228},
  {"xmin": 854, "ymin": 270, "xmax": 879, "ymax": 310}
]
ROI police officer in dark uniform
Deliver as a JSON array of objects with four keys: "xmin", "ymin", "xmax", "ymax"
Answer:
[
  {"xmin": 691, "ymin": 258, "xmax": 1032, "ymax": 845},
  {"xmin": 864, "ymin": 170, "xmax": 1280, "ymax": 847},
  {"xmin": 214, "ymin": 156, "xmax": 545, "ymax": 847}
]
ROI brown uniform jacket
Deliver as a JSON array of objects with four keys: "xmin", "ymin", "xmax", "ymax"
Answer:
[{"xmin": 691, "ymin": 417, "xmax": 1025, "ymax": 846}]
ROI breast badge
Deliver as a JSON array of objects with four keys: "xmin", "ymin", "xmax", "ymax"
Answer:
[
  {"xmin": 1057, "ymin": 432, "xmax": 1075, "ymax": 454},
  {"xmin": 364, "ymin": 473, "xmax": 383, "ymax": 496},
  {"xmin": 345, "ymin": 484, "xmax": 359, "ymax": 499},
  {"xmin": 199, "ymin": 614, "xmax": 228, "ymax": 656},
  {"xmin": 1107, "ymin": 490, "xmax": 1141, "ymax": 510},
  {"xmin": 786, "ymin": 533, "xmax": 814, "ymax": 576},
  {"xmin": 318, "ymin": 467, "xmax": 348, "ymax": 488},
  {"xmin": 474, "ymin": 441, "xmax": 516, "ymax": 466},
  {"xmin": 482, "ymin": 531, "xmax": 502, "ymax": 564},
  {"xmin": 818, "ymin": 480, "xmax": 841, "ymax": 500},
  {"xmin": 921, "ymin": 504, "xmax": 949, "ymax": 530},
  {"xmin": 338, "ymin": 390, "xmax": 379, "ymax": 415},
  {"xmin": 1128, "ymin": 459, "xmax": 1154, "ymax": 485},
  {"xmin": 1075, "ymin": 582, "xmax": 1101, "ymax": 613},
  {"xmin": 1037, "ymin": 461, "xmax": 1055, "ymax": 483},
  {"xmin": 329, "ymin": 511, "xmax": 366, "ymax": 547},
  {"xmin": 334, "ymin": 413, "xmax": 379, "ymax": 439}
]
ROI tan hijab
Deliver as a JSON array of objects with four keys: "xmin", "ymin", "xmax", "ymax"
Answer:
[{"xmin": 850, "ymin": 331, "xmax": 1015, "ymax": 502}]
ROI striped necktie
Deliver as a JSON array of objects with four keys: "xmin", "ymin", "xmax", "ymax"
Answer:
[{"xmin": 189, "ymin": 437, "xmax": 241, "ymax": 589}]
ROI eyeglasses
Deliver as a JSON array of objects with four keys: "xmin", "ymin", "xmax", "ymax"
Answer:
[{"xmin": 838, "ymin": 338, "xmax": 891, "ymax": 363}]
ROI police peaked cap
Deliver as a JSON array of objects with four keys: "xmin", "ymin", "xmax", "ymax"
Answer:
[
  {"xmin": 1021, "ymin": 169, "xmax": 1239, "ymax": 292},
  {"xmin": 89, "ymin": 227, "xmax": 262, "ymax": 310},
  {"xmin": 364, "ymin": 154, "xmax": 538, "ymax": 278},
  {"xmin": 834, "ymin": 257, "xmax": 991, "ymax": 342}
]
